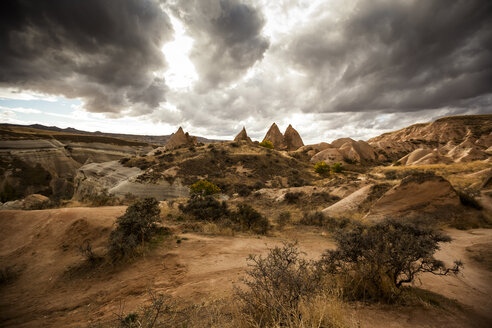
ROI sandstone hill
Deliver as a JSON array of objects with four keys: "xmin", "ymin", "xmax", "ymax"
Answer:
[
  {"xmin": 307, "ymin": 138, "xmax": 377, "ymax": 165},
  {"xmin": 369, "ymin": 115, "xmax": 492, "ymax": 163}
]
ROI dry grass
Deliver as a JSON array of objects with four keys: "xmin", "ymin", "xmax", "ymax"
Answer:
[{"xmin": 372, "ymin": 161, "xmax": 491, "ymax": 190}]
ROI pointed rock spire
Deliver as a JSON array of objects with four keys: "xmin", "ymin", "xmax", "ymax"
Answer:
[
  {"xmin": 283, "ymin": 124, "xmax": 304, "ymax": 150},
  {"xmin": 234, "ymin": 126, "xmax": 252, "ymax": 142},
  {"xmin": 164, "ymin": 126, "xmax": 196, "ymax": 150},
  {"xmin": 262, "ymin": 123, "xmax": 285, "ymax": 149}
]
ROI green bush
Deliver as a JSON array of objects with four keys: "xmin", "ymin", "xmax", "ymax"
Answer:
[
  {"xmin": 317, "ymin": 220, "xmax": 462, "ymax": 302},
  {"xmin": 330, "ymin": 162, "xmax": 344, "ymax": 173},
  {"xmin": 190, "ymin": 180, "xmax": 221, "ymax": 196},
  {"xmin": 259, "ymin": 140, "xmax": 274, "ymax": 149},
  {"xmin": 108, "ymin": 198, "xmax": 162, "ymax": 261},
  {"xmin": 314, "ymin": 161, "xmax": 330, "ymax": 175}
]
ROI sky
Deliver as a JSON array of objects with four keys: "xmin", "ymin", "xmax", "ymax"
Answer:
[{"xmin": 0, "ymin": 0, "xmax": 491, "ymax": 144}]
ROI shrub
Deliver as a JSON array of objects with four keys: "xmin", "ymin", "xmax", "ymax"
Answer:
[
  {"xmin": 317, "ymin": 220, "xmax": 462, "ymax": 302},
  {"xmin": 179, "ymin": 195, "xmax": 229, "ymax": 221},
  {"xmin": 314, "ymin": 161, "xmax": 330, "ymax": 175},
  {"xmin": 190, "ymin": 180, "xmax": 221, "ymax": 196},
  {"xmin": 235, "ymin": 243, "xmax": 322, "ymax": 326},
  {"xmin": 457, "ymin": 190, "xmax": 482, "ymax": 210},
  {"xmin": 234, "ymin": 203, "xmax": 269, "ymax": 234},
  {"xmin": 259, "ymin": 140, "xmax": 274, "ymax": 149},
  {"xmin": 300, "ymin": 211, "xmax": 325, "ymax": 226},
  {"xmin": 277, "ymin": 211, "xmax": 291, "ymax": 229},
  {"xmin": 79, "ymin": 240, "xmax": 102, "ymax": 265},
  {"xmin": 284, "ymin": 191, "xmax": 303, "ymax": 204},
  {"xmin": 330, "ymin": 162, "xmax": 344, "ymax": 173},
  {"xmin": 108, "ymin": 198, "xmax": 162, "ymax": 261},
  {"xmin": 236, "ymin": 184, "xmax": 253, "ymax": 197},
  {"xmin": 0, "ymin": 182, "xmax": 17, "ymax": 202}
]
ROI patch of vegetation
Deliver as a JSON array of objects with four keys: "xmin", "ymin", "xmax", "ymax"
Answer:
[
  {"xmin": 457, "ymin": 190, "xmax": 482, "ymax": 210},
  {"xmin": 179, "ymin": 195, "xmax": 229, "ymax": 222},
  {"xmin": 235, "ymin": 243, "xmax": 325, "ymax": 327},
  {"xmin": 277, "ymin": 211, "xmax": 291, "ymax": 229},
  {"xmin": 0, "ymin": 182, "xmax": 17, "ymax": 202},
  {"xmin": 190, "ymin": 180, "xmax": 221, "ymax": 196},
  {"xmin": 259, "ymin": 140, "xmax": 274, "ymax": 149},
  {"xmin": 108, "ymin": 198, "xmax": 165, "ymax": 261},
  {"xmin": 330, "ymin": 162, "xmax": 344, "ymax": 173},
  {"xmin": 284, "ymin": 191, "xmax": 304, "ymax": 204},
  {"xmin": 314, "ymin": 161, "xmax": 330, "ymax": 175},
  {"xmin": 300, "ymin": 211, "xmax": 325, "ymax": 226},
  {"xmin": 234, "ymin": 203, "xmax": 270, "ymax": 234},
  {"xmin": 317, "ymin": 220, "xmax": 462, "ymax": 302}
]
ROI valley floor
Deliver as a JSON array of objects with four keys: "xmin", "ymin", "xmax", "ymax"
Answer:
[{"xmin": 0, "ymin": 207, "xmax": 491, "ymax": 327}]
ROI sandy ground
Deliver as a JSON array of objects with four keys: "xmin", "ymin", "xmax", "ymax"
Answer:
[{"xmin": 0, "ymin": 207, "xmax": 491, "ymax": 327}]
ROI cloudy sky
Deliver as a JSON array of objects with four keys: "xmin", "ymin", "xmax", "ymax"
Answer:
[{"xmin": 0, "ymin": 0, "xmax": 491, "ymax": 144}]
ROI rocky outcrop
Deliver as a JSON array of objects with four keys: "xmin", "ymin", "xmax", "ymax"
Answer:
[
  {"xmin": 263, "ymin": 123, "xmax": 286, "ymax": 149},
  {"xmin": 149, "ymin": 127, "xmax": 198, "ymax": 155},
  {"xmin": 365, "ymin": 174, "xmax": 462, "ymax": 222},
  {"xmin": 322, "ymin": 185, "xmax": 373, "ymax": 217},
  {"xmin": 234, "ymin": 127, "xmax": 252, "ymax": 143},
  {"xmin": 0, "ymin": 194, "xmax": 50, "ymax": 210},
  {"xmin": 309, "ymin": 138, "xmax": 376, "ymax": 164},
  {"xmin": 283, "ymin": 125, "xmax": 304, "ymax": 150},
  {"xmin": 165, "ymin": 127, "xmax": 197, "ymax": 150},
  {"xmin": 0, "ymin": 138, "xmax": 150, "ymax": 200},
  {"xmin": 261, "ymin": 123, "xmax": 304, "ymax": 150},
  {"xmin": 73, "ymin": 160, "xmax": 189, "ymax": 201}
]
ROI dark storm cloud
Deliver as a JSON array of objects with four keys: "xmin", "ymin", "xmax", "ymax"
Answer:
[
  {"xmin": 0, "ymin": 0, "xmax": 172, "ymax": 114},
  {"xmin": 171, "ymin": 0, "xmax": 269, "ymax": 90},
  {"xmin": 286, "ymin": 0, "xmax": 492, "ymax": 113}
]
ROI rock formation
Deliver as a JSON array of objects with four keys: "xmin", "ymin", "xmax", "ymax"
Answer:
[
  {"xmin": 365, "ymin": 174, "xmax": 462, "ymax": 222},
  {"xmin": 164, "ymin": 127, "xmax": 197, "ymax": 150},
  {"xmin": 262, "ymin": 123, "xmax": 286, "ymax": 149},
  {"xmin": 283, "ymin": 124, "xmax": 304, "ymax": 150},
  {"xmin": 234, "ymin": 127, "xmax": 252, "ymax": 143},
  {"xmin": 369, "ymin": 114, "xmax": 492, "ymax": 163},
  {"xmin": 261, "ymin": 123, "xmax": 304, "ymax": 150},
  {"xmin": 73, "ymin": 160, "xmax": 189, "ymax": 201},
  {"xmin": 309, "ymin": 138, "xmax": 376, "ymax": 164}
]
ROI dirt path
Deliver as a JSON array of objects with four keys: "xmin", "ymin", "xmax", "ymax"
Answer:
[{"xmin": 0, "ymin": 207, "xmax": 491, "ymax": 327}]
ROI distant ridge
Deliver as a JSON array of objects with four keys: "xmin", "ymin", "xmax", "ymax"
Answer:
[{"xmin": 0, "ymin": 123, "xmax": 223, "ymax": 145}]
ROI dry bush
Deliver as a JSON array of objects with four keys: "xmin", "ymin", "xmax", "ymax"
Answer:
[
  {"xmin": 284, "ymin": 191, "xmax": 304, "ymax": 204},
  {"xmin": 234, "ymin": 203, "xmax": 270, "ymax": 235},
  {"xmin": 457, "ymin": 190, "xmax": 482, "ymax": 210},
  {"xmin": 277, "ymin": 211, "xmax": 291, "ymax": 229},
  {"xmin": 111, "ymin": 291, "xmax": 173, "ymax": 328},
  {"xmin": 179, "ymin": 195, "xmax": 229, "ymax": 222},
  {"xmin": 235, "ymin": 242, "xmax": 346, "ymax": 327},
  {"xmin": 317, "ymin": 220, "xmax": 462, "ymax": 302}
]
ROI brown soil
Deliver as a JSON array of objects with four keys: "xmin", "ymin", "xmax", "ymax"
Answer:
[{"xmin": 0, "ymin": 207, "xmax": 491, "ymax": 327}]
